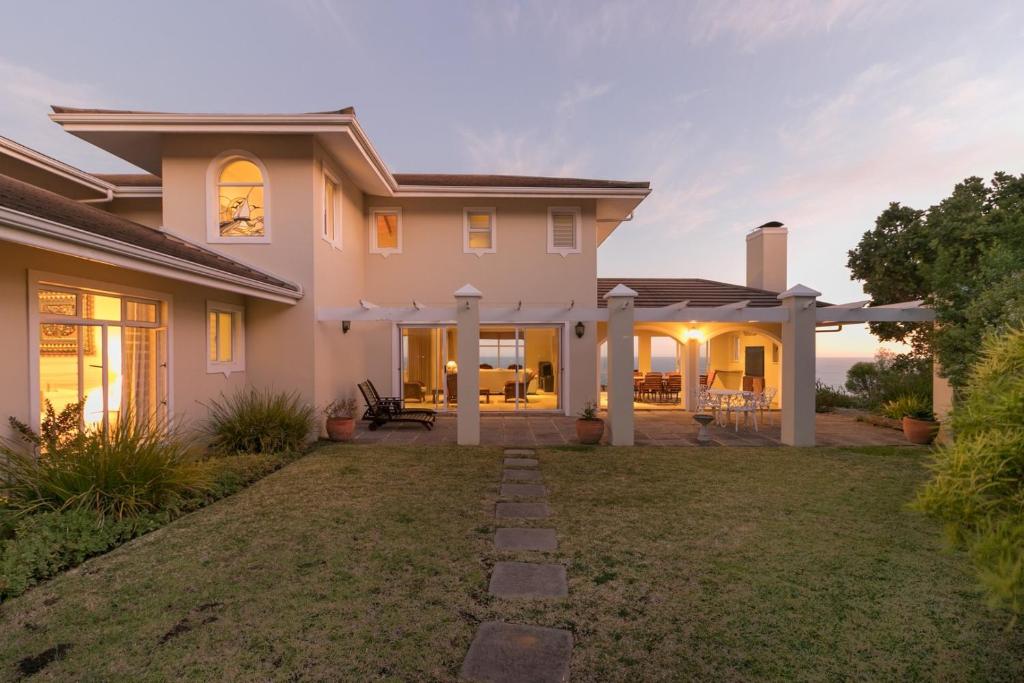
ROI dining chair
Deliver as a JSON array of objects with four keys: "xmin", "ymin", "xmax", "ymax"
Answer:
[{"xmin": 731, "ymin": 391, "xmax": 759, "ymax": 432}]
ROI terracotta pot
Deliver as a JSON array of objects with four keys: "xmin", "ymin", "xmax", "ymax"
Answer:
[
  {"xmin": 326, "ymin": 416, "xmax": 355, "ymax": 442},
  {"xmin": 576, "ymin": 418, "xmax": 604, "ymax": 445},
  {"xmin": 902, "ymin": 416, "xmax": 939, "ymax": 445}
]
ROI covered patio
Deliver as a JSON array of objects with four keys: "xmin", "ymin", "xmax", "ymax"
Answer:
[{"xmin": 347, "ymin": 410, "xmax": 912, "ymax": 447}]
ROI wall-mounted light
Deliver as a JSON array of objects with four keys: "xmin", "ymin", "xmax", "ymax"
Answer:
[
  {"xmin": 446, "ymin": 360, "xmax": 458, "ymax": 373},
  {"xmin": 685, "ymin": 327, "xmax": 702, "ymax": 342},
  {"xmin": 341, "ymin": 320, "xmax": 351, "ymax": 334},
  {"xmin": 575, "ymin": 321, "xmax": 586, "ymax": 339}
]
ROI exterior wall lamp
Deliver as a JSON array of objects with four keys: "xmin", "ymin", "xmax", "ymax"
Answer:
[
  {"xmin": 575, "ymin": 321, "xmax": 586, "ymax": 339},
  {"xmin": 341, "ymin": 320, "xmax": 351, "ymax": 334}
]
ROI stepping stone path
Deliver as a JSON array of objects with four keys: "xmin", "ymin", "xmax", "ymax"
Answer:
[{"xmin": 460, "ymin": 448, "xmax": 573, "ymax": 682}]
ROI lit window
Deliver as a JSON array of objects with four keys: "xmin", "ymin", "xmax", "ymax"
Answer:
[
  {"xmin": 369, "ymin": 208, "xmax": 402, "ymax": 256},
  {"xmin": 208, "ymin": 152, "xmax": 270, "ymax": 243},
  {"xmin": 464, "ymin": 207, "xmax": 497, "ymax": 255},
  {"xmin": 731, "ymin": 336, "xmax": 741, "ymax": 362},
  {"xmin": 323, "ymin": 171, "xmax": 342, "ymax": 247},
  {"xmin": 547, "ymin": 207, "xmax": 582, "ymax": 255},
  {"xmin": 207, "ymin": 302, "xmax": 245, "ymax": 375}
]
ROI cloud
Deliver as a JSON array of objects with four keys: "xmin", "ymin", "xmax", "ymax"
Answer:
[
  {"xmin": 0, "ymin": 58, "xmax": 131, "ymax": 171},
  {"xmin": 556, "ymin": 81, "xmax": 612, "ymax": 116},
  {"xmin": 457, "ymin": 127, "xmax": 590, "ymax": 177}
]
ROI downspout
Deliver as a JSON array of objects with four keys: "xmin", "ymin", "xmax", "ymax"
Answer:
[{"xmin": 78, "ymin": 187, "xmax": 114, "ymax": 204}]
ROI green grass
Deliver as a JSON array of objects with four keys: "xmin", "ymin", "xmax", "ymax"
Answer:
[{"xmin": 0, "ymin": 445, "xmax": 1021, "ymax": 681}]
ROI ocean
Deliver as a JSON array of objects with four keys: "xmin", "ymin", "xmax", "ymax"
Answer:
[{"xmin": 599, "ymin": 356, "xmax": 871, "ymax": 388}]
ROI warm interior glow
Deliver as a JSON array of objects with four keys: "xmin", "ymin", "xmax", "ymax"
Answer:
[
  {"xmin": 686, "ymin": 327, "xmax": 704, "ymax": 342},
  {"xmin": 375, "ymin": 212, "xmax": 399, "ymax": 249},
  {"xmin": 467, "ymin": 211, "xmax": 492, "ymax": 249},
  {"xmin": 218, "ymin": 159, "xmax": 265, "ymax": 237}
]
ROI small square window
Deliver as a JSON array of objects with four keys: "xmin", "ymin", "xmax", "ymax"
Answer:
[
  {"xmin": 547, "ymin": 207, "xmax": 582, "ymax": 255},
  {"xmin": 206, "ymin": 302, "xmax": 245, "ymax": 376},
  {"xmin": 370, "ymin": 208, "xmax": 402, "ymax": 256},
  {"xmin": 463, "ymin": 207, "xmax": 496, "ymax": 255}
]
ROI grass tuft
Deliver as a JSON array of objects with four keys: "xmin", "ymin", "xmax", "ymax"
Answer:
[{"xmin": 203, "ymin": 388, "xmax": 315, "ymax": 455}]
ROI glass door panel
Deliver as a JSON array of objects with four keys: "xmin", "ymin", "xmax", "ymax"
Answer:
[{"xmin": 522, "ymin": 327, "xmax": 560, "ymax": 412}]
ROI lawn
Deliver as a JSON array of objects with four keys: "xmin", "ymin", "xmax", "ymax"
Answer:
[{"xmin": 0, "ymin": 444, "xmax": 1021, "ymax": 681}]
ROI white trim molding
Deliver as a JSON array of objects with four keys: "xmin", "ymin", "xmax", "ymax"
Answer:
[
  {"xmin": 547, "ymin": 206, "xmax": 582, "ymax": 256},
  {"xmin": 206, "ymin": 300, "xmax": 246, "ymax": 377},
  {"xmin": 206, "ymin": 150, "xmax": 272, "ymax": 245},
  {"xmin": 462, "ymin": 207, "xmax": 497, "ymax": 256},
  {"xmin": 368, "ymin": 206, "xmax": 402, "ymax": 257}
]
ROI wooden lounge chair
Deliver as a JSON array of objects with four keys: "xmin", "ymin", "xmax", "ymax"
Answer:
[
  {"xmin": 664, "ymin": 373, "xmax": 682, "ymax": 404},
  {"xmin": 640, "ymin": 372, "xmax": 664, "ymax": 402},
  {"xmin": 358, "ymin": 380, "xmax": 436, "ymax": 431}
]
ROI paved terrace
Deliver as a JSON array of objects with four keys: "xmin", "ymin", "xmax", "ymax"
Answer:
[{"xmin": 351, "ymin": 411, "xmax": 909, "ymax": 447}]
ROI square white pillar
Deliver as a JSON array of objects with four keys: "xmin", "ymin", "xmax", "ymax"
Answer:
[
  {"xmin": 684, "ymin": 337, "xmax": 700, "ymax": 411},
  {"xmin": 778, "ymin": 284, "xmax": 820, "ymax": 446},
  {"xmin": 455, "ymin": 284, "xmax": 482, "ymax": 445},
  {"xmin": 637, "ymin": 332, "xmax": 652, "ymax": 373},
  {"xmin": 604, "ymin": 284, "xmax": 638, "ymax": 446}
]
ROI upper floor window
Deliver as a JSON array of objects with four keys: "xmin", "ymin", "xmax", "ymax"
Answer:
[
  {"xmin": 369, "ymin": 207, "xmax": 402, "ymax": 256},
  {"xmin": 207, "ymin": 151, "xmax": 270, "ymax": 243},
  {"xmin": 323, "ymin": 170, "xmax": 342, "ymax": 248},
  {"xmin": 547, "ymin": 207, "xmax": 582, "ymax": 256},
  {"xmin": 463, "ymin": 207, "xmax": 497, "ymax": 255}
]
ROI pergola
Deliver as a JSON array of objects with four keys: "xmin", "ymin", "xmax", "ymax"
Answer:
[{"xmin": 318, "ymin": 283, "xmax": 934, "ymax": 447}]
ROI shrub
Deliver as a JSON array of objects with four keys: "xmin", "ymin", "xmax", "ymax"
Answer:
[
  {"xmin": 915, "ymin": 327, "xmax": 1024, "ymax": 618},
  {"xmin": 0, "ymin": 509, "xmax": 162, "ymax": 600},
  {"xmin": 845, "ymin": 350, "xmax": 932, "ymax": 410},
  {"xmin": 204, "ymin": 389, "xmax": 315, "ymax": 455},
  {"xmin": 0, "ymin": 414, "xmax": 212, "ymax": 520},
  {"xmin": 880, "ymin": 394, "xmax": 934, "ymax": 421},
  {"xmin": 815, "ymin": 380, "xmax": 857, "ymax": 413}
]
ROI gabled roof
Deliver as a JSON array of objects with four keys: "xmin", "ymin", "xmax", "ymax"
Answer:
[
  {"xmin": 0, "ymin": 172, "xmax": 300, "ymax": 300},
  {"xmin": 598, "ymin": 278, "xmax": 786, "ymax": 308},
  {"xmin": 92, "ymin": 173, "xmax": 161, "ymax": 187},
  {"xmin": 393, "ymin": 173, "xmax": 649, "ymax": 190}
]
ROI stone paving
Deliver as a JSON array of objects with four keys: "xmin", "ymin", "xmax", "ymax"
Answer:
[
  {"xmin": 460, "ymin": 448, "xmax": 573, "ymax": 682},
  {"xmin": 350, "ymin": 410, "xmax": 908, "ymax": 448}
]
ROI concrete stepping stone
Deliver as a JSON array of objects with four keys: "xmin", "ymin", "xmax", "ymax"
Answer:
[
  {"xmin": 504, "ymin": 448, "xmax": 536, "ymax": 456},
  {"xmin": 495, "ymin": 502, "xmax": 550, "ymax": 519},
  {"xmin": 460, "ymin": 621, "xmax": 572, "ymax": 683},
  {"xmin": 495, "ymin": 528, "xmax": 557, "ymax": 552},
  {"xmin": 489, "ymin": 562, "xmax": 568, "ymax": 598},
  {"xmin": 504, "ymin": 457, "xmax": 539, "ymax": 467},
  {"xmin": 500, "ymin": 483, "xmax": 547, "ymax": 498},
  {"xmin": 503, "ymin": 469, "xmax": 542, "ymax": 482}
]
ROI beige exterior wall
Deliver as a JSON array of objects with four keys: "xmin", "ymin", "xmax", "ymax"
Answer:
[
  {"xmin": 0, "ymin": 241, "xmax": 247, "ymax": 440},
  {"xmin": 105, "ymin": 197, "xmax": 163, "ymax": 229},
  {"xmin": 362, "ymin": 196, "xmax": 600, "ymax": 414}
]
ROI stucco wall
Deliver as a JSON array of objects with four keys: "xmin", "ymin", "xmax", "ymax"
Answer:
[
  {"xmin": 0, "ymin": 242, "xmax": 247, "ymax": 440},
  {"xmin": 359, "ymin": 196, "xmax": 599, "ymax": 414}
]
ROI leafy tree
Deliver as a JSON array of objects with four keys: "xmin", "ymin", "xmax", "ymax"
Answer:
[{"xmin": 848, "ymin": 173, "xmax": 1024, "ymax": 389}]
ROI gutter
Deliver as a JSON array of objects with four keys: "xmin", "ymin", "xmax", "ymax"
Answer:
[{"xmin": 0, "ymin": 206, "xmax": 303, "ymax": 304}]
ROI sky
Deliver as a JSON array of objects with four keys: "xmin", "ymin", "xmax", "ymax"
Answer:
[{"xmin": 4, "ymin": 0, "xmax": 1024, "ymax": 357}]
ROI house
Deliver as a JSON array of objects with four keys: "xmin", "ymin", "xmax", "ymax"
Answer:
[{"xmin": 0, "ymin": 106, "xmax": 935, "ymax": 447}]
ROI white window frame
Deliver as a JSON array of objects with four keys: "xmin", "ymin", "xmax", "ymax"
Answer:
[
  {"xmin": 547, "ymin": 206, "xmax": 582, "ymax": 256},
  {"xmin": 206, "ymin": 301, "xmax": 245, "ymax": 377},
  {"xmin": 322, "ymin": 168, "xmax": 342, "ymax": 250},
  {"xmin": 463, "ymin": 207, "xmax": 497, "ymax": 256},
  {"xmin": 369, "ymin": 207, "xmax": 403, "ymax": 257},
  {"xmin": 206, "ymin": 150, "xmax": 272, "ymax": 244},
  {"xmin": 27, "ymin": 270, "xmax": 173, "ymax": 431},
  {"xmin": 731, "ymin": 335, "xmax": 741, "ymax": 362}
]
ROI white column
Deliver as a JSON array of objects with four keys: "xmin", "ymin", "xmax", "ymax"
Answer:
[
  {"xmin": 779, "ymin": 284, "xmax": 820, "ymax": 446},
  {"xmin": 637, "ymin": 332, "xmax": 652, "ymax": 373},
  {"xmin": 684, "ymin": 337, "xmax": 700, "ymax": 411},
  {"xmin": 455, "ymin": 284, "xmax": 482, "ymax": 445},
  {"xmin": 604, "ymin": 284, "xmax": 638, "ymax": 446}
]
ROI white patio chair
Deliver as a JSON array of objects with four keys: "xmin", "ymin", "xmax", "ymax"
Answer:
[
  {"xmin": 731, "ymin": 391, "xmax": 759, "ymax": 432},
  {"xmin": 758, "ymin": 387, "xmax": 777, "ymax": 426},
  {"xmin": 698, "ymin": 388, "xmax": 726, "ymax": 426}
]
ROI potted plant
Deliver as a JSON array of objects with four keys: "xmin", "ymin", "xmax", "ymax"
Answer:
[
  {"xmin": 324, "ymin": 397, "xmax": 358, "ymax": 442},
  {"xmin": 885, "ymin": 395, "xmax": 939, "ymax": 444},
  {"xmin": 576, "ymin": 401, "xmax": 604, "ymax": 445}
]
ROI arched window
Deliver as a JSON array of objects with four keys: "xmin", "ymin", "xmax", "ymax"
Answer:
[{"xmin": 208, "ymin": 152, "xmax": 270, "ymax": 242}]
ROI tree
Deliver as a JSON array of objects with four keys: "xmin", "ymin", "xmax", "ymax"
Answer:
[{"xmin": 848, "ymin": 173, "xmax": 1024, "ymax": 390}]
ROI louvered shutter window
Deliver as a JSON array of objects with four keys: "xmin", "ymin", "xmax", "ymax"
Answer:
[{"xmin": 551, "ymin": 211, "xmax": 577, "ymax": 250}]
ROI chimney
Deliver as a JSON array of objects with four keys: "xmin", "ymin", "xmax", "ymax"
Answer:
[{"xmin": 746, "ymin": 221, "xmax": 788, "ymax": 292}]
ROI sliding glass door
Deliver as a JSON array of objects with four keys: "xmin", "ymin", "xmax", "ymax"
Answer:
[{"xmin": 400, "ymin": 324, "xmax": 561, "ymax": 413}]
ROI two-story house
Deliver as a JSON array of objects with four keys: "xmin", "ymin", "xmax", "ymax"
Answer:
[{"xmin": 0, "ymin": 105, "xmax": 936, "ymax": 447}]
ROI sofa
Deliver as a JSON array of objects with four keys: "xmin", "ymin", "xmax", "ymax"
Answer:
[{"xmin": 479, "ymin": 368, "xmax": 534, "ymax": 396}]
